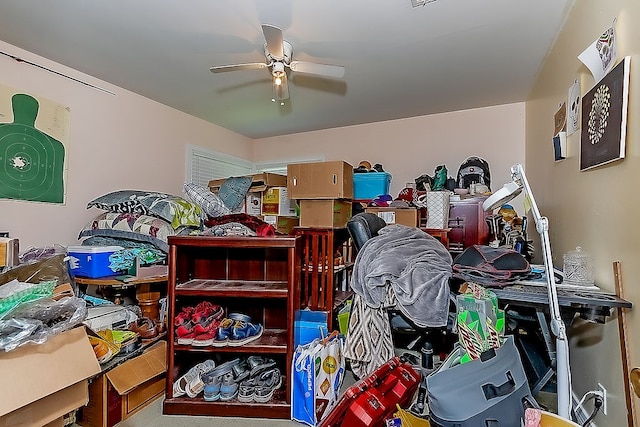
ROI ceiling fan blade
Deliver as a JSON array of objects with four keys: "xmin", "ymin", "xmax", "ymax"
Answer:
[
  {"xmin": 274, "ymin": 73, "xmax": 289, "ymax": 101},
  {"xmin": 210, "ymin": 62, "xmax": 268, "ymax": 73},
  {"xmin": 261, "ymin": 24, "xmax": 284, "ymax": 60},
  {"xmin": 289, "ymin": 61, "xmax": 345, "ymax": 78}
]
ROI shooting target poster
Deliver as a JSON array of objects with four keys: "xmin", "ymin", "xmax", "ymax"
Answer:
[
  {"xmin": 0, "ymin": 84, "xmax": 69, "ymax": 203},
  {"xmin": 580, "ymin": 56, "xmax": 630, "ymax": 171}
]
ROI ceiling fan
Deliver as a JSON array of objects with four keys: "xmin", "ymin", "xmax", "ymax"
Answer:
[{"xmin": 210, "ymin": 24, "xmax": 345, "ymax": 104}]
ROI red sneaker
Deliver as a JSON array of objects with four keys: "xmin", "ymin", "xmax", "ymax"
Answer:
[
  {"xmin": 174, "ymin": 306, "xmax": 194, "ymax": 327},
  {"xmin": 192, "ymin": 301, "xmax": 224, "ymax": 324},
  {"xmin": 176, "ymin": 320, "xmax": 196, "ymax": 345}
]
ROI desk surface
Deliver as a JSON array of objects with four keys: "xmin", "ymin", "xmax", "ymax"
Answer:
[
  {"xmin": 491, "ymin": 284, "xmax": 631, "ymax": 310},
  {"xmin": 75, "ymin": 275, "xmax": 167, "ymax": 287}
]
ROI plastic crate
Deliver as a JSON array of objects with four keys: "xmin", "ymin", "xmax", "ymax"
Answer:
[{"xmin": 353, "ymin": 172, "xmax": 391, "ymax": 200}]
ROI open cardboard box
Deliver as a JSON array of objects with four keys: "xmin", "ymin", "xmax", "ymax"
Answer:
[
  {"xmin": 77, "ymin": 340, "xmax": 167, "ymax": 427},
  {"xmin": 0, "ymin": 326, "xmax": 101, "ymax": 427},
  {"xmin": 208, "ymin": 172, "xmax": 287, "ymax": 193}
]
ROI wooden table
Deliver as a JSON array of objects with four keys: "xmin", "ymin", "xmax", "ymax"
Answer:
[{"xmin": 75, "ymin": 274, "xmax": 167, "ymax": 306}]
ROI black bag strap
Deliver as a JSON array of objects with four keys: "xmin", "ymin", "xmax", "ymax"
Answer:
[{"xmin": 482, "ymin": 371, "xmax": 515, "ymax": 400}]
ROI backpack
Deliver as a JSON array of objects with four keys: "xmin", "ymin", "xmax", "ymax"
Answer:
[{"xmin": 457, "ymin": 157, "xmax": 491, "ymax": 190}]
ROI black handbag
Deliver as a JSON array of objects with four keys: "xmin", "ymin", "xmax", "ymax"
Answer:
[{"xmin": 452, "ymin": 245, "xmax": 530, "ymax": 286}]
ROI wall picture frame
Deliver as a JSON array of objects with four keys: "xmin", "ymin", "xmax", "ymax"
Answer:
[{"xmin": 580, "ymin": 56, "xmax": 630, "ymax": 171}]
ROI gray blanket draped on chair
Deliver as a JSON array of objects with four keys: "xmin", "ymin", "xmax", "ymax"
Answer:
[{"xmin": 345, "ymin": 224, "xmax": 452, "ymax": 378}]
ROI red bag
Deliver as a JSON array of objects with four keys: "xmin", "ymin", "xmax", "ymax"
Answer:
[{"xmin": 319, "ymin": 357, "xmax": 420, "ymax": 427}]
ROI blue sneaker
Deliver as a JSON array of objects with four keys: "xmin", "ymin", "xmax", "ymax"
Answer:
[
  {"xmin": 229, "ymin": 320, "xmax": 263, "ymax": 346},
  {"xmin": 212, "ymin": 313, "xmax": 252, "ymax": 347}
]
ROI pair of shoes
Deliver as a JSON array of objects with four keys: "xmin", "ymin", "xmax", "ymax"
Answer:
[
  {"xmin": 202, "ymin": 358, "xmax": 241, "ymax": 401},
  {"xmin": 246, "ymin": 355, "xmax": 277, "ymax": 378},
  {"xmin": 212, "ymin": 313, "xmax": 263, "ymax": 347},
  {"xmin": 238, "ymin": 367, "xmax": 282, "ymax": 403},
  {"xmin": 128, "ymin": 317, "xmax": 158, "ymax": 339},
  {"xmin": 175, "ymin": 301, "xmax": 224, "ymax": 345},
  {"xmin": 173, "ymin": 359, "xmax": 216, "ymax": 398}
]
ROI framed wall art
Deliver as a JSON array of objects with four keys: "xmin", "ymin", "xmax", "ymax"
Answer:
[{"xmin": 580, "ymin": 56, "xmax": 630, "ymax": 171}]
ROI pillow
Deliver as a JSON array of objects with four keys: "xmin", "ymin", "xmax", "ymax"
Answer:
[
  {"xmin": 87, "ymin": 190, "xmax": 202, "ymax": 228},
  {"xmin": 183, "ymin": 183, "xmax": 231, "ymax": 218},
  {"xmin": 78, "ymin": 212, "xmax": 192, "ymax": 252},
  {"xmin": 218, "ymin": 176, "xmax": 252, "ymax": 211}
]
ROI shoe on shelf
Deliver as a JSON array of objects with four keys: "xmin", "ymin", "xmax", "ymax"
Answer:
[
  {"xmin": 174, "ymin": 305, "xmax": 194, "ymax": 328},
  {"xmin": 199, "ymin": 358, "xmax": 241, "ymax": 401},
  {"xmin": 231, "ymin": 358, "xmax": 251, "ymax": 383},
  {"xmin": 172, "ymin": 359, "xmax": 216, "ymax": 398},
  {"xmin": 237, "ymin": 376, "xmax": 258, "ymax": 403},
  {"xmin": 253, "ymin": 367, "xmax": 283, "ymax": 403},
  {"xmin": 211, "ymin": 318, "xmax": 235, "ymax": 347},
  {"xmin": 229, "ymin": 320, "xmax": 263, "ymax": 347},
  {"xmin": 175, "ymin": 320, "xmax": 197, "ymax": 345},
  {"xmin": 203, "ymin": 372, "xmax": 222, "ymax": 402},
  {"xmin": 246, "ymin": 356, "xmax": 277, "ymax": 378},
  {"xmin": 219, "ymin": 371, "xmax": 239, "ymax": 401},
  {"xmin": 191, "ymin": 301, "xmax": 224, "ymax": 325},
  {"xmin": 191, "ymin": 315, "xmax": 223, "ymax": 347}
]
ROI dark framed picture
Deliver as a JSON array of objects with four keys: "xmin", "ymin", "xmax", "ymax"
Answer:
[{"xmin": 580, "ymin": 56, "xmax": 630, "ymax": 171}]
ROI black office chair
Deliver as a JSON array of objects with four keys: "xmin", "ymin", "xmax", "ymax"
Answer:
[{"xmin": 346, "ymin": 212, "xmax": 457, "ymax": 357}]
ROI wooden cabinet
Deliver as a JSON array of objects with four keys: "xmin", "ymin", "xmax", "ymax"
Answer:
[
  {"xmin": 293, "ymin": 227, "xmax": 354, "ymax": 331},
  {"xmin": 447, "ymin": 196, "xmax": 490, "ymax": 254},
  {"xmin": 163, "ymin": 235, "xmax": 301, "ymax": 419}
]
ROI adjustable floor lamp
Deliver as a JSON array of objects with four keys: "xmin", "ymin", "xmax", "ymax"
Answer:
[{"xmin": 482, "ymin": 164, "xmax": 572, "ymax": 419}]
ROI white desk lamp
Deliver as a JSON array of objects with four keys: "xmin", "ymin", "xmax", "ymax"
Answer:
[{"xmin": 482, "ymin": 163, "xmax": 572, "ymax": 419}]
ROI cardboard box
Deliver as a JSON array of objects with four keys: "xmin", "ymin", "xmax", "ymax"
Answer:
[
  {"xmin": 288, "ymin": 161, "xmax": 354, "ymax": 199},
  {"xmin": 244, "ymin": 191, "xmax": 263, "ymax": 216},
  {"xmin": 78, "ymin": 341, "xmax": 167, "ymax": 427},
  {"xmin": 262, "ymin": 215, "xmax": 300, "ymax": 235},
  {"xmin": 0, "ymin": 326, "xmax": 101, "ymax": 427},
  {"xmin": 0, "ymin": 237, "xmax": 19, "ymax": 268},
  {"xmin": 67, "ymin": 246, "xmax": 124, "ymax": 278},
  {"xmin": 208, "ymin": 172, "xmax": 287, "ymax": 193},
  {"xmin": 365, "ymin": 207, "xmax": 419, "ymax": 227},
  {"xmin": 353, "ymin": 172, "xmax": 392, "ymax": 200},
  {"xmin": 299, "ymin": 199, "xmax": 352, "ymax": 228},
  {"xmin": 262, "ymin": 187, "xmax": 296, "ymax": 216}
]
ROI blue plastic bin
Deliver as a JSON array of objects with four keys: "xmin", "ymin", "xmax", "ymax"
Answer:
[{"xmin": 353, "ymin": 172, "xmax": 392, "ymax": 200}]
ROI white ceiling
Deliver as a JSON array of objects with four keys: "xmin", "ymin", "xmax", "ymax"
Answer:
[{"xmin": 0, "ymin": 0, "xmax": 574, "ymax": 140}]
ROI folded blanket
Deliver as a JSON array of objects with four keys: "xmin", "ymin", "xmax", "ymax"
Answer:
[{"xmin": 350, "ymin": 224, "xmax": 452, "ymax": 328}]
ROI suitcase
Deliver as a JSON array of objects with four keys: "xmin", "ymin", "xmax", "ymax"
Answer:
[
  {"xmin": 426, "ymin": 335, "xmax": 535, "ymax": 427},
  {"xmin": 319, "ymin": 356, "xmax": 421, "ymax": 427}
]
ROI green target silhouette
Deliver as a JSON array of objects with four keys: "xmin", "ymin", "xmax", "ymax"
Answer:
[{"xmin": 0, "ymin": 93, "xmax": 65, "ymax": 203}]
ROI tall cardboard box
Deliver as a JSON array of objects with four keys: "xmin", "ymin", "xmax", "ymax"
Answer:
[
  {"xmin": 299, "ymin": 199, "xmax": 352, "ymax": 228},
  {"xmin": 365, "ymin": 207, "xmax": 419, "ymax": 227},
  {"xmin": 0, "ymin": 326, "xmax": 101, "ymax": 427},
  {"xmin": 288, "ymin": 161, "xmax": 353, "ymax": 199}
]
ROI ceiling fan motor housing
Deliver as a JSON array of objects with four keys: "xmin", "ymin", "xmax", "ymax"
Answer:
[{"xmin": 265, "ymin": 40, "xmax": 293, "ymax": 65}]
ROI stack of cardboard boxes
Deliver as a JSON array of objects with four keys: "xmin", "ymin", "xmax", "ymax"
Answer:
[
  {"xmin": 287, "ymin": 161, "xmax": 354, "ymax": 228},
  {"xmin": 208, "ymin": 172, "xmax": 300, "ymax": 234}
]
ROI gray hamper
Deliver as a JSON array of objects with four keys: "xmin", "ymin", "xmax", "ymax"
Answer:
[{"xmin": 426, "ymin": 336, "xmax": 536, "ymax": 427}]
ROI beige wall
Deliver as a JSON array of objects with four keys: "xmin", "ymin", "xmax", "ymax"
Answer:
[
  {"xmin": 527, "ymin": 1, "xmax": 639, "ymax": 425},
  {"xmin": 254, "ymin": 103, "xmax": 526, "ymax": 199},
  {"xmin": 0, "ymin": 41, "xmax": 252, "ymax": 249}
]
